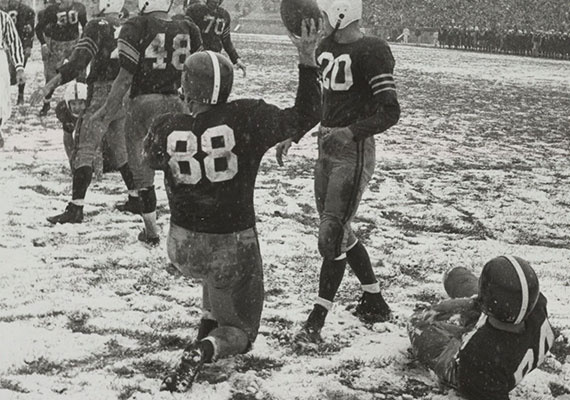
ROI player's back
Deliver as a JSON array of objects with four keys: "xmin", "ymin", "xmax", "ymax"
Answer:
[
  {"xmin": 317, "ymin": 35, "xmax": 396, "ymax": 128},
  {"xmin": 118, "ymin": 15, "xmax": 201, "ymax": 98},
  {"xmin": 186, "ymin": 3, "xmax": 229, "ymax": 52},
  {"xmin": 456, "ymin": 294, "xmax": 554, "ymax": 400},
  {"xmin": 145, "ymin": 98, "xmax": 314, "ymax": 234},
  {"xmin": 83, "ymin": 16, "xmax": 121, "ymax": 84}
]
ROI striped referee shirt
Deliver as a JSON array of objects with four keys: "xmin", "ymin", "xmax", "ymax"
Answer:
[{"xmin": 1, "ymin": 10, "xmax": 25, "ymax": 70}]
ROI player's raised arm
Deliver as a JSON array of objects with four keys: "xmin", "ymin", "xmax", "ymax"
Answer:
[{"xmin": 253, "ymin": 18, "xmax": 321, "ymax": 154}]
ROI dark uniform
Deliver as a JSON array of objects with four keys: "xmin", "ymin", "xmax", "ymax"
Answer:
[
  {"xmin": 1, "ymin": 0, "xmax": 34, "ymax": 87},
  {"xmin": 36, "ymin": 1, "xmax": 87, "ymax": 84},
  {"xmin": 143, "ymin": 65, "xmax": 320, "ymax": 350},
  {"xmin": 57, "ymin": 15, "xmax": 128, "ymax": 173},
  {"xmin": 118, "ymin": 15, "xmax": 202, "ymax": 189},
  {"xmin": 315, "ymin": 35, "xmax": 399, "ymax": 258},
  {"xmin": 409, "ymin": 269, "xmax": 555, "ymax": 400},
  {"xmin": 186, "ymin": 2, "xmax": 240, "ymax": 64}
]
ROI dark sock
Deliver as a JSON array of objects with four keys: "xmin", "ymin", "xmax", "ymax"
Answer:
[
  {"xmin": 140, "ymin": 186, "xmax": 157, "ymax": 214},
  {"xmin": 346, "ymin": 241, "xmax": 377, "ymax": 285},
  {"xmin": 72, "ymin": 166, "xmax": 93, "ymax": 200},
  {"xmin": 317, "ymin": 258, "xmax": 347, "ymax": 302},
  {"xmin": 19, "ymin": 83, "xmax": 25, "ymax": 95},
  {"xmin": 118, "ymin": 163, "xmax": 135, "ymax": 190},
  {"xmin": 199, "ymin": 339, "xmax": 214, "ymax": 363}
]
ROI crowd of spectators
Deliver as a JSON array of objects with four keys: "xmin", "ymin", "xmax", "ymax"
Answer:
[{"xmin": 363, "ymin": 0, "xmax": 570, "ymax": 59}]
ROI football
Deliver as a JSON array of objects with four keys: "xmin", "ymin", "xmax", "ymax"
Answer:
[{"xmin": 280, "ymin": 0, "xmax": 322, "ymax": 37}]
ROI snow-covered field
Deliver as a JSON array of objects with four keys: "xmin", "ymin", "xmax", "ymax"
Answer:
[{"xmin": 1, "ymin": 35, "xmax": 569, "ymax": 400}]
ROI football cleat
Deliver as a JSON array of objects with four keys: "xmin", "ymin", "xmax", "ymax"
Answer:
[
  {"xmin": 295, "ymin": 304, "xmax": 328, "ymax": 344},
  {"xmin": 353, "ymin": 292, "xmax": 392, "ymax": 323},
  {"xmin": 161, "ymin": 342, "xmax": 205, "ymax": 392},
  {"xmin": 138, "ymin": 229, "xmax": 160, "ymax": 247},
  {"xmin": 115, "ymin": 195, "xmax": 142, "ymax": 215},
  {"xmin": 47, "ymin": 203, "xmax": 84, "ymax": 224},
  {"xmin": 39, "ymin": 102, "xmax": 51, "ymax": 117}
]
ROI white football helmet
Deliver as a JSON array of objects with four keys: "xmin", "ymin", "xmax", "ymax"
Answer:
[
  {"xmin": 64, "ymin": 81, "xmax": 88, "ymax": 116},
  {"xmin": 138, "ymin": 0, "xmax": 173, "ymax": 13},
  {"xmin": 99, "ymin": 0, "xmax": 125, "ymax": 14},
  {"xmin": 318, "ymin": 0, "xmax": 362, "ymax": 30}
]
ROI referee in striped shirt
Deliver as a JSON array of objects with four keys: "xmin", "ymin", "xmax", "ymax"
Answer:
[{"xmin": 0, "ymin": 9, "xmax": 25, "ymax": 148}]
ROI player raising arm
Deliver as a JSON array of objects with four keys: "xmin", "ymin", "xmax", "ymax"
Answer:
[
  {"xmin": 144, "ymin": 19, "xmax": 321, "ymax": 392},
  {"xmin": 277, "ymin": 0, "xmax": 400, "ymax": 342},
  {"xmin": 409, "ymin": 256, "xmax": 555, "ymax": 400},
  {"xmin": 86, "ymin": 0, "xmax": 202, "ymax": 245}
]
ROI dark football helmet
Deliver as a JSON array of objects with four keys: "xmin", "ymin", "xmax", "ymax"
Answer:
[
  {"xmin": 206, "ymin": 0, "xmax": 222, "ymax": 11},
  {"xmin": 479, "ymin": 256, "xmax": 539, "ymax": 324},
  {"xmin": 182, "ymin": 51, "xmax": 233, "ymax": 105}
]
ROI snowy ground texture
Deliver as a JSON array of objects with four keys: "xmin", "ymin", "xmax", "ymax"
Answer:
[{"xmin": 1, "ymin": 34, "xmax": 570, "ymax": 400}]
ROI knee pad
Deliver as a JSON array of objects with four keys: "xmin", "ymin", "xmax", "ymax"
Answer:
[
  {"xmin": 139, "ymin": 186, "xmax": 156, "ymax": 214},
  {"xmin": 318, "ymin": 217, "xmax": 345, "ymax": 260}
]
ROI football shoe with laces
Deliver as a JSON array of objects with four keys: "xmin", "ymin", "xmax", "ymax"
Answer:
[
  {"xmin": 47, "ymin": 203, "xmax": 84, "ymax": 224},
  {"xmin": 138, "ymin": 229, "xmax": 160, "ymax": 247},
  {"xmin": 353, "ymin": 291, "xmax": 392, "ymax": 323},
  {"xmin": 161, "ymin": 342, "xmax": 205, "ymax": 392}
]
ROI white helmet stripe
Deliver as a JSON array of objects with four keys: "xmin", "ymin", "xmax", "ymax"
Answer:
[
  {"xmin": 206, "ymin": 51, "xmax": 221, "ymax": 104},
  {"xmin": 506, "ymin": 255, "xmax": 529, "ymax": 324}
]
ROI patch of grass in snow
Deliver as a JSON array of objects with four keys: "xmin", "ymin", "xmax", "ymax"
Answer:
[
  {"xmin": 0, "ymin": 378, "xmax": 29, "ymax": 393},
  {"xmin": 0, "ymin": 310, "xmax": 65, "ymax": 323},
  {"xmin": 549, "ymin": 382, "xmax": 570, "ymax": 397},
  {"xmin": 19, "ymin": 185, "xmax": 61, "ymax": 196},
  {"xmin": 550, "ymin": 327, "xmax": 570, "ymax": 364},
  {"xmin": 236, "ymin": 355, "xmax": 284, "ymax": 376},
  {"xmin": 15, "ymin": 357, "xmax": 65, "ymax": 375},
  {"xmin": 131, "ymin": 358, "xmax": 170, "ymax": 379}
]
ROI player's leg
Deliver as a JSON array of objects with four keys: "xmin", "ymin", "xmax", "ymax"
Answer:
[
  {"xmin": 40, "ymin": 40, "xmax": 57, "ymax": 116},
  {"xmin": 341, "ymin": 138, "xmax": 391, "ymax": 322},
  {"xmin": 0, "ymin": 52, "xmax": 11, "ymax": 148},
  {"xmin": 163, "ymin": 227, "xmax": 263, "ymax": 392},
  {"xmin": 300, "ymin": 153, "xmax": 347, "ymax": 341},
  {"xmin": 16, "ymin": 50, "xmax": 30, "ymax": 105},
  {"xmin": 443, "ymin": 267, "xmax": 479, "ymax": 299},
  {"xmin": 129, "ymin": 95, "xmax": 187, "ymax": 245},
  {"xmin": 408, "ymin": 312, "xmax": 464, "ymax": 387},
  {"xmin": 48, "ymin": 84, "xmax": 111, "ymax": 224},
  {"xmin": 196, "ymin": 284, "xmax": 218, "ymax": 340},
  {"xmin": 104, "ymin": 104, "xmax": 138, "ymax": 213}
]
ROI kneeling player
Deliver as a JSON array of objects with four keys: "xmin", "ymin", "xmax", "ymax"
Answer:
[
  {"xmin": 144, "ymin": 21, "xmax": 321, "ymax": 392},
  {"xmin": 408, "ymin": 256, "xmax": 555, "ymax": 400}
]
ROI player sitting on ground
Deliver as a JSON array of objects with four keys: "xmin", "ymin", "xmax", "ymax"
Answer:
[
  {"xmin": 143, "ymin": 19, "xmax": 321, "ymax": 392},
  {"xmin": 409, "ymin": 256, "xmax": 555, "ymax": 400}
]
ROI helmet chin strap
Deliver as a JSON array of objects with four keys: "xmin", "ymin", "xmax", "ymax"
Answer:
[
  {"xmin": 139, "ymin": 1, "xmax": 148, "ymax": 15},
  {"xmin": 330, "ymin": 13, "xmax": 345, "ymax": 40}
]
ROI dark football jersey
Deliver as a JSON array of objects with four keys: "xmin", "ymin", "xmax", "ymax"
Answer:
[
  {"xmin": 186, "ymin": 4, "xmax": 239, "ymax": 63},
  {"xmin": 144, "ymin": 66, "xmax": 320, "ymax": 233},
  {"xmin": 118, "ymin": 15, "xmax": 202, "ymax": 98},
  {"xmin": 58, "ymin": 16, "xmax": 121, "ymax": 85},
  {"xmin": 456, "ymin": 294, "xmax": 554, "ymax": 400},
  {"xmin": 35, "ymin": 2, "xmax": 87, "ymax": 44},
  {"xmin": 316, "ymin": 35, "xmax": 398, "ymax": 140},
  {"xmin": 2, "ymin": 1, "xmax": 35, "ymax": 48}
]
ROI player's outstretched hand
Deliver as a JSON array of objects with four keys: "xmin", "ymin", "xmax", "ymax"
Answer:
[
  {"xmin": 276, "ymin": 138, "xmax": 293, "ymax": 166},
  {"xmin": 30, "ymin": 87, "xmax": 47, "ymax": 106},
  {"xmin": 235, "ymin": 59, "xmax": 247, "ymax": 77},
  {"xmin": 289, "ymin": 17, "xmax": 322, "ymax": 67}
]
